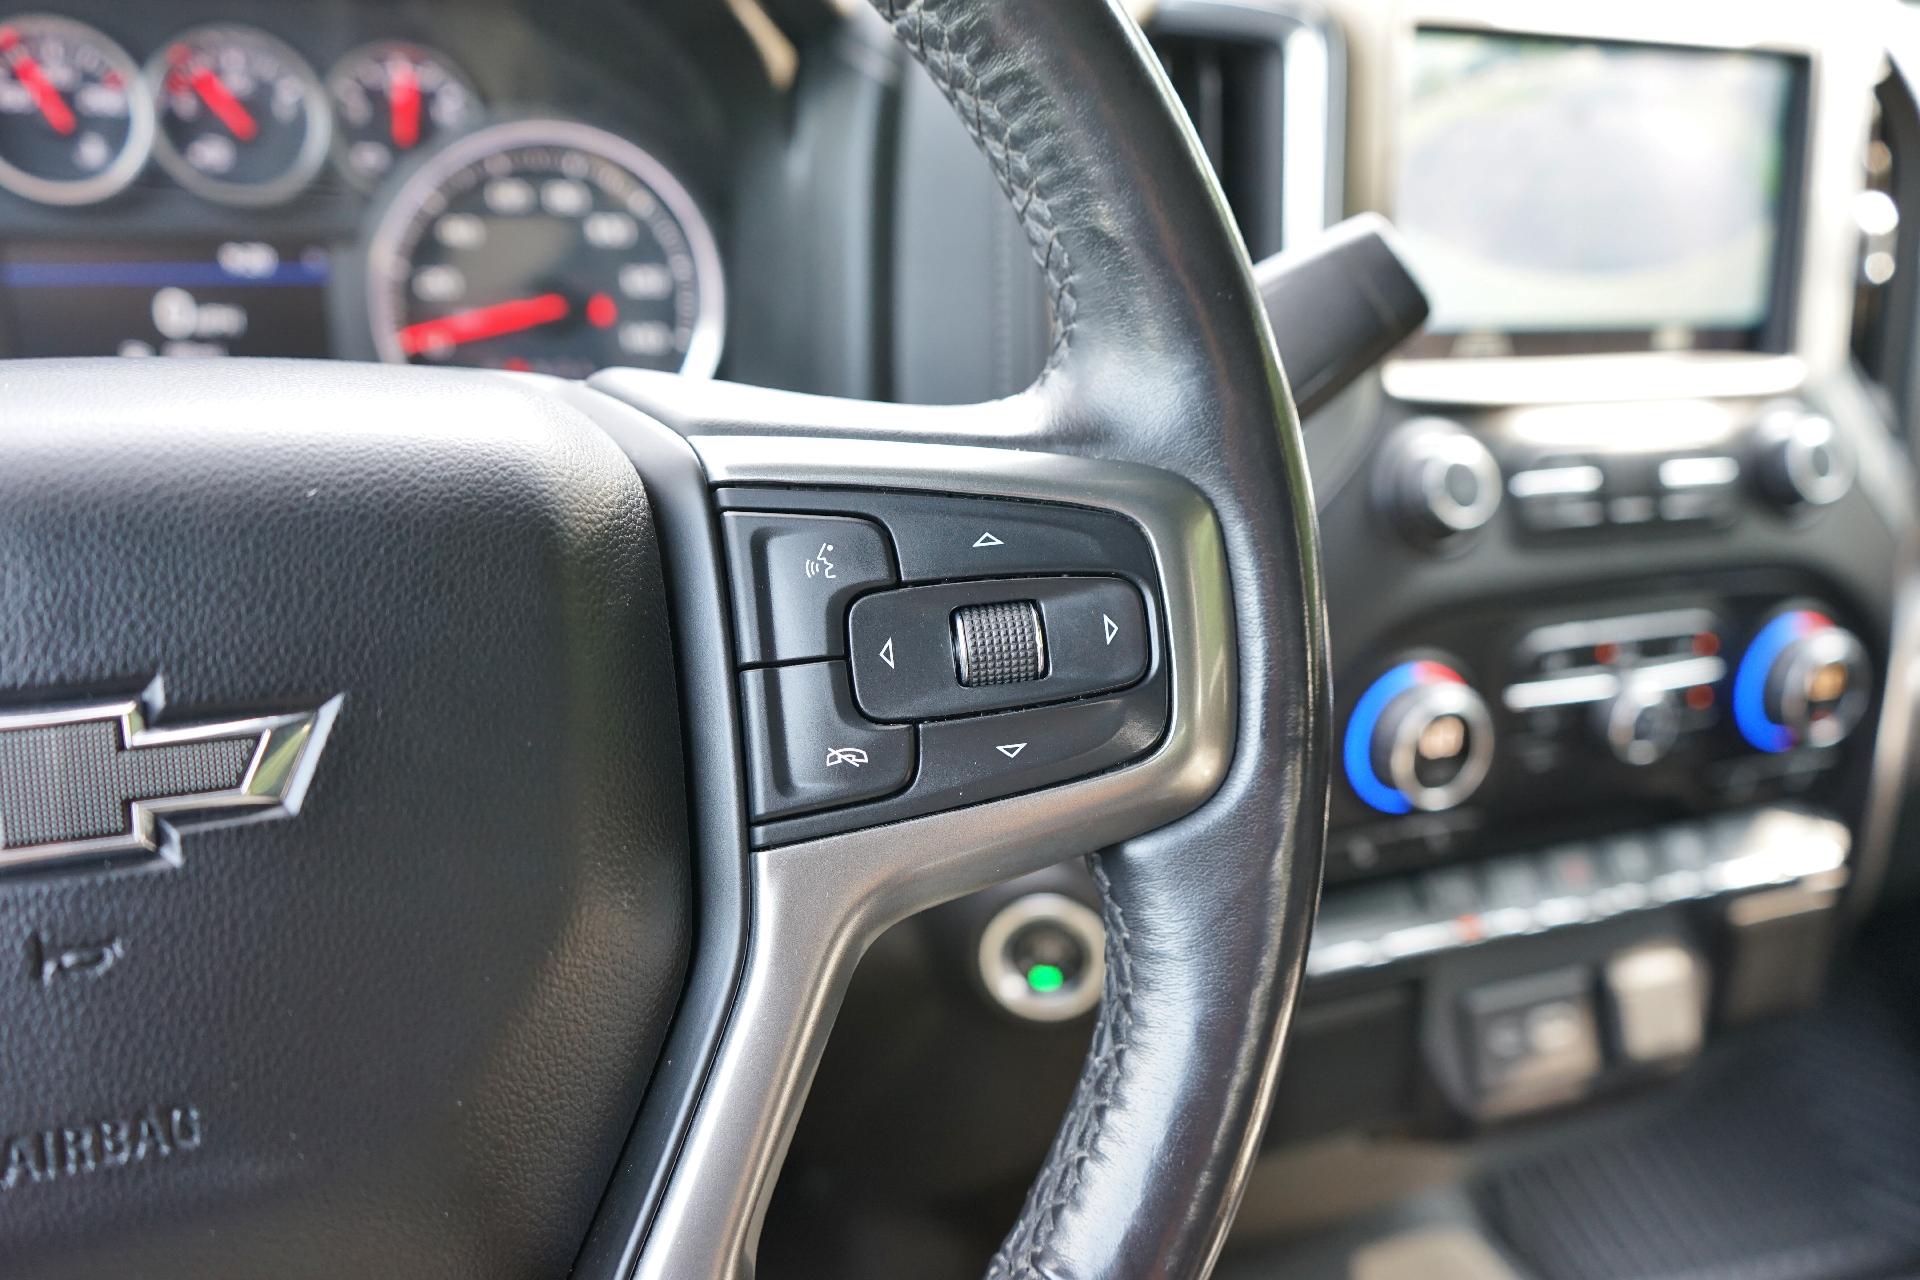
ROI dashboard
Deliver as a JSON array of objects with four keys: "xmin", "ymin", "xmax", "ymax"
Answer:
[
  {"xmin": 0, "ymin": 0, "xmax": 749, "ymax": 376},
  {"xmin": 756, "ymin": 3, "xmax": 1920, "ymax": 1254},
  {"xmin": 7, "ymin": 0, "xmax": 1917, "ymax": 1264}
]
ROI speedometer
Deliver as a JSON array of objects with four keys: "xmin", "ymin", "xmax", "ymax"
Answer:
[{"xmin": 365, "ymin": 118, "xmax": 724, "ymax": 378}]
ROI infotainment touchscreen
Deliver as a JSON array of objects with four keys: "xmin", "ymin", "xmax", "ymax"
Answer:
[{"xmin": 1395, "ymin": 31, "xmax": 1803, "ymax": 358}]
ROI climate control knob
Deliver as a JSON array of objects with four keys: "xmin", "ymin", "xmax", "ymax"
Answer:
[
  {"xmin": 1755, "ymin": 409, "xmax": 1853, "ymax": 509},
  {"xmin": 1732, "ymin": 610, "xmax": 1870, "ymax": 752},
  {"xmin": 1378, "ymin": 419, "xmax": 1503, "ymax": 544},
  {"xmin": 1345, "ymin": 660, "xmax": 1494, "ymax": 813},
  {"xmin": 1595, "ymin": 683, "xmax": 1681, "ymax": 767}
]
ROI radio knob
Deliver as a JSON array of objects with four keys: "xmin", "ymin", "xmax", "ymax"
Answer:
[
  {"xmin": 1379, "ymin": 419, "xmax": 1503, "ymax": 544},
  {"xmin": 1756, "ymin": 409, "xmax": 1852, "ymax": 509},
  {"xmin": 1345, "ymin": 660, "xmax": 1494, "ymax": 813},
  {"xmin": 1595, "ymin": 683, "xmax": 1681, "ymax": 767},
  {"xmin": 1732, "ymin": 610, "xmax": 1870, "ymax": 752}
]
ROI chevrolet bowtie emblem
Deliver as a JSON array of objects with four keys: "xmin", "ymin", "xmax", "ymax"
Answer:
[{"xmin": 0, "ymin": 679, "xmax": 342, "ymax": 874}]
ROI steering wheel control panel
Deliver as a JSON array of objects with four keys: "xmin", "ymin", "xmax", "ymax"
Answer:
[
  {"xmin": 716, "ymin": 488, "xmax": 1169, "ymax": 847},
  {"xmin": 1330, "ymin": 589, "xmax": 1875, "ymax": 884}
]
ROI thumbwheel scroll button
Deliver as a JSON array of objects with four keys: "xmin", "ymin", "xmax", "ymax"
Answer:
[
  {"xmin": 953, "ymin": 600, "xmax": 1047, "ymax": 687},
  {"xmin": 849, "ymin": 576, "xmax": 1151, "ymax": 722}
]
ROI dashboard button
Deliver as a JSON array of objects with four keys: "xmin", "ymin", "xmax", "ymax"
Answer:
[
  {"xmin": 1461, "ymin": 967, "xmax": 1602, "ymax": 1118},
  {"xmin": 913, "ymin": 693, "xmax": 1160, "ymax": 812},
  {"xmin": 1378, "ymin": 419, "xmax": 1502, "ymax": 543},
  {"xmin": 723, "ymin": 512, "xmax": 895, "ymax": 664},
  {"xmin": 1755, "ymin": 409, "xmax": 1853, "ymax": 508},
  {"xmin": 849, "ymin": 577, "xmax": 1150, "ymax": 722},
  {"xmin": 870, "ymin": 495, "xmax": 1137, "ymax": 581},
  {"xmin": 740, "ymin": 661, "xmax": 912, "ymax": 820},
  {"xmin": 1595, "ymin": 684, "xmax": 1681, "ymax": 766},
  {"xmin": 713, "ymin": 489, "xmax": 1160, "ymax": 588}
]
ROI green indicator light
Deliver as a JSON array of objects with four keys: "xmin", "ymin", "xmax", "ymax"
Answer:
[{"xmin": 1026, "ymin": 964, "xmax": 1066, "ymax": 994}]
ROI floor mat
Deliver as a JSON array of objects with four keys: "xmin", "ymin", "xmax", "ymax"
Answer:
[{"xmin": 1477, "ymin": 986, "xmax": 1920, "ymax": 1280}]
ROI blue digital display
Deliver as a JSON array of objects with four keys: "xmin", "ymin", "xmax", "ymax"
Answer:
[{"xmin": 1, "ymin": 239, "xmax": 333, "ymax": 358}]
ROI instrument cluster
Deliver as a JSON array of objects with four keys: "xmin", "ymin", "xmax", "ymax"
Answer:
[{"xmin": 0, "ymin": 4, "xmax": 727, "ymax": 377}]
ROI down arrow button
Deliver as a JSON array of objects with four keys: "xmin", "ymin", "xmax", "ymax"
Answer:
[{"xmin": 914, "ymin": 694, "xmax": 1161, "ymax": 810}]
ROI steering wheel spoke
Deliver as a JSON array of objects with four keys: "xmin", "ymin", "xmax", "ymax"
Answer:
[
  {"xmin": 569, "ymin": 0, "xmax": 1330, "ymax": 1271},
  {"xmin": 574, "ymin": 371, "xmax": 1237, "ymax": 1277}
]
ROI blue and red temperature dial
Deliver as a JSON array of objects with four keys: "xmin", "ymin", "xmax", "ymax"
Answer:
[
  {"xmin": 1344, "ymin": 659, "xmax": 1493, "ymax": 814},
  {"xmin": 1731, "ymin": 609, "xmax": 1868, "ymax": 753}
]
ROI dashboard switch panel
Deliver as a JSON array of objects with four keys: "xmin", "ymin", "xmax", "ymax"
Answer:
[
  {"xmin": 723, "ymin": 512, "xmax": 896, "ymax": 664},
  {"xmin": 1460, "ymin": 967, "xmax": 1603, "ymax": 1119},
  {"xmin": 740, "ymin": 661, "xmax": 912, "ymax": 821},
  {"xmin": 848, "ymin": 576, "xmax": 1150, "ymax": 722}
]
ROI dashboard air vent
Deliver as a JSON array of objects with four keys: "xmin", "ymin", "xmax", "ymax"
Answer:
[{"xmin": 1148, "ymin": 1, "xmax": 1342, "ymax": 260}]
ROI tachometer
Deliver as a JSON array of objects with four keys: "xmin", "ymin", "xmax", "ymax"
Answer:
[
  {"xmin": 147, "ymin": 24, "xmax": 330, "ymax": 207},
  {"xmin": 0, "ymin": 14, "xmax": 151, "ymax": 206},
  {"xmin": 327, "ymin": 41, "xmax": 478, "ymax": 192},
  {"xmin": 366, "ymin": 118, "xmax": 723, "ymax": 378}
]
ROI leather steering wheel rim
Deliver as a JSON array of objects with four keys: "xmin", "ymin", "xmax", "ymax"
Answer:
[
  {"xmin": 610, "ymin": 2, "xmax": 1332, "ymax": 1274},
  {"xmin": 865, "ymin": 3, "xmax": 1332, "ymax": 1274},
  {"xmin": 875, "ymin": 5, "xmax": 1336, "ymax": 1274}
]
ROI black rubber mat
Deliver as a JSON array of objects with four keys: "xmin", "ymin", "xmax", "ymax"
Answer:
[{"xmin": 1478, "ymin": 986, "xmax": 1920, "ymax": 1280}]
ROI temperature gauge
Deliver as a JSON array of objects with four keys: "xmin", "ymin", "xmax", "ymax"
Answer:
[
  {"xmin": 147, "ymin": 24, "xmax": 329, "ymax": 207},
  {"xmin": 0, "ymin": 14, "xmax": 151, "ymax": 205},
  {"xmin": 328, "ymin": 41, "xmax": 478, "ymax": 192}
]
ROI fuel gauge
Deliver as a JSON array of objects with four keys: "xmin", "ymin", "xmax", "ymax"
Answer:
[
  {"xmin": 0, "ymin": 14, "xmax": 151, "ymax": 205},
  {"xmin": 147, "ymin": 24, "xmax": 329, "ymax": 206},
  {"xmin": 328, "ymin": 41, "xmax": 478, "ymax": 192}
]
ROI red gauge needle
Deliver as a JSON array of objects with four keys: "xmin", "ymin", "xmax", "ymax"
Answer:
[
  {"xmin": 0, "ymin": 30, "xmax": 76, "ymax": 136},
  {"xmin": 397, "ymin": 292, "xmax": 571, "ymax": 356},
  {"xmin": 186, "ymin": 63, "xmax": 257, "ymax": 141},
  {"xmin": 388, "ymin": 58, "xmax": 421, "ymax": 150}
]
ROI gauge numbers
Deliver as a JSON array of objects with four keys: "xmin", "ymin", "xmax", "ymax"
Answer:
[
  {"xmin": 0, "ymin": 14, "xmax": 151, "ymax": 205},
  {"xmin": 367, "ymin": 119, "xmax": 724, "ymax": 378},
  {"xmin": 147, "ymin": 24, "xmax": 329, "ymax": 207},
  {"xmin": 328, "ymin": 41, "xmax": 478, "ymax": 192}
]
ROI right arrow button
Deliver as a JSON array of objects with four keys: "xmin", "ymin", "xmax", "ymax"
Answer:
[{"xmin": 1039, "ymin": 577, "xmax": 1150, "ymax": 694}]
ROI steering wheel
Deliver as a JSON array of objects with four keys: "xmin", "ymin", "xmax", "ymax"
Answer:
[{"xmin": 0, "ymin": 0, "xmax": 1327, "ymax": 1277}]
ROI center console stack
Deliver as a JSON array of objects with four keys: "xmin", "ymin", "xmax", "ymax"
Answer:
[{"xmin": 1288, "ymin": 0, "xmax": 1913, "ymax": 1132}]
